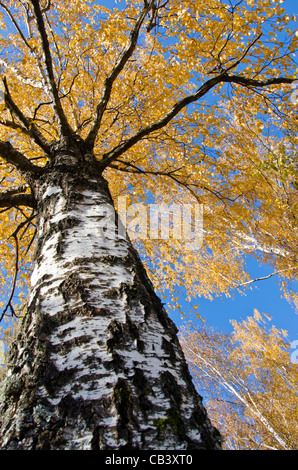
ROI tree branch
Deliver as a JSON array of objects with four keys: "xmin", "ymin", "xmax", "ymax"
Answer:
[
  {"xmin": 0, "ymin": 183, "xmax": 29, "ymax": 196},
  {"xmin": 98, "ymin": 74, "xmax": 227, "ymax": 169},
  {"xmin": 0, "ymin": 2, "xmax": 51, "ymax": 95},
  {"xmin": 3, "ymin": 77, "xmax": 51, "ymax": 153},
  {"xmin": 1, "ymin": 214, "xmax": 36, "ymax": 322},
  {"xmin": 109, "ymin": 159, "xmax": 203, "ymax": 202},
  {"xmin": 0, "ymin": 58, "xmax": 44, "ymax": 89},
  {"xmin": 208, "ymin": 33, "xmax": 263, "ymax": 75},
  {"xmin": 234, "ymin": 266, "xmax": 297, "ymax": 289},
  {"xmin": 0, "ymin": 140, "xmax": 43, "ymax": 177},
  {"xmin": 185, "ymin": 344, "xmax": 290, "ymax": 449},
  {"xmin": 0, "ymin": 1, "xmax": 33, "ymax": 52},
  {"xmin": 30, "ymin": 0, "xmax": 73, "ymax": 138},
  {"xmin": 0, "ymin": 117, "xmax": 32, "ymax": 137},
  {"xmin": 225, "ymin": 74, "xmax": 294, "ymax": 89},
  {"xmin": 84, "ymin": 0, "xmax": 156, "ymax": 150}
]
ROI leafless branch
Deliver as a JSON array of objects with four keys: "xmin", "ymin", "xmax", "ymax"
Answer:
[{"xmin": 234, "ymin": 266, "xmax": 297, "ymax": 289}]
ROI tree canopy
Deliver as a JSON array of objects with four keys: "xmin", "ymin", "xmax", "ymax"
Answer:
[
  {"xmin": 180, "ymin": 310, "xmax": 298, "ymax": 450},
  {"xmin": 0, "ymin": 0, "xmax": 297, "ymax": 319}
]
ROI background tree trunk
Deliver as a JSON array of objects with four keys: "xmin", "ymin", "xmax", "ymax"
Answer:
[{"xmin": 0, "ymin": 148, "xmax": 221, "ymax": 450}]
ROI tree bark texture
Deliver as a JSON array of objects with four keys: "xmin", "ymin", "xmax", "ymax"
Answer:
[{"xmin": 0, "ymin": 148, "xmax": 221, "ymax": 450}]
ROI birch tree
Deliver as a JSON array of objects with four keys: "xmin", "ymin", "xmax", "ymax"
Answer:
[
  {"xmin": 180, "ymin": 311, "xmax": 298, "ymax": 450},
  {"xmin": 0, "ymin": 0, "xmax": 296, "ymax": 450}
]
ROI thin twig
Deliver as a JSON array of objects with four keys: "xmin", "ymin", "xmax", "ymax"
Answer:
[{"xmin": 234, "ymin": 266, "xmax": 297, "ymax": 288}]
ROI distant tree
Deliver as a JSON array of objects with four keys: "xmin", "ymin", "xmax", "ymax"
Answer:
[{"xmin": 180, "ymin": 310, "xmax": 298, "ymax": 450}]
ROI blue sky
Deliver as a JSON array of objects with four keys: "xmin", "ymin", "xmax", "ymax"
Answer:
[{"xmin": 172, "ymin": 257, "xmax": 298, "ymax": 343}]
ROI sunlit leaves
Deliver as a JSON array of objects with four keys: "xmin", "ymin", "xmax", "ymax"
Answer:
[{"xmin": 180, "ymin": 311, "xmax": 298, "ymax": 449}]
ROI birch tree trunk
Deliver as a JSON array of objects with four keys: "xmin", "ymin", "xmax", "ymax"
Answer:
[{"xmin": 0, "ymin": 146, "xmax": 221, "ymax": 450}]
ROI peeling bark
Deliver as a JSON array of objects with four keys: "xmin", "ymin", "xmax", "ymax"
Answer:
[{"xmin": 0, "ymin": 147, "xmax": 221, "ymax": 450}]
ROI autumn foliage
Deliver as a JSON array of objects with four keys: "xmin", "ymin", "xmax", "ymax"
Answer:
[
  {"xmin": 0, "ymin": 0, "xmax": 296, "ymax": 319},
  {"xmin": 180, "ymin": 311, "xmax": 298, "ymax": 450},
  {"xmin": 0, "ymin": 0, "xmax": 297, "ymax": 449}
]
